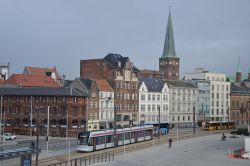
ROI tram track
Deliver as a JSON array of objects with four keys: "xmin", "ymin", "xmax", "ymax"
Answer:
[{"xmin": 34, "ymin": 129, "xmax": 232, "ymax": 166}]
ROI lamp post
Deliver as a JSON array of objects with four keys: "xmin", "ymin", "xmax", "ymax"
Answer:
[
  {"xmin": 158, "ymin": 106, "xmax": 160, "ymax": 139},
  {"xmin": 114, "ymin": 106, "xmax": 117, "ymax": 147},
  {"xmin": 0, "ymin": 95, "xmax": 3, "ymax": 141},
  {"xmin": 227, "ymin": 107, "xmax": 229, "ymax": 131},
  {"xmin": 30, "ymin": 96, "xmax": 33, "ymax": 138},
  {"xmin": 247, "ymin": 101, "xmax": 250, "ymax": 134},
  {"xmin": 193, "ymin": 106, "xmax": 196, "ymax": 135},
  {"xmin": 46, "ymin": 106, "xmax": 50, "ymax": 153},
  {"xmin": 35, "ymin": 106, "xmax": 41, "ymax": 166}
]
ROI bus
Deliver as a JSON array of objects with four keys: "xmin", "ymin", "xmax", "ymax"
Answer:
[
  {"xmin": 77, "ymin": 125, "xmax": 154, "ymax": 152},
  {"xmin": 144, "ymin": 123, "xmax": 170, "ymax": 135},
  {"xmin": 203, "ymin": 121, "xmax": 235, "ymax": 131}
]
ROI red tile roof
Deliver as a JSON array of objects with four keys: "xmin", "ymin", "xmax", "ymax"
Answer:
[
  {"xmin": 5, "ymin": 74, "xmax": 59, "ymax": 87},
  {"xmin": 24, "ymin": 66, "xmax": 62, "ymax": 80},
  {"xmin": 95, "ymin": 79, "xmax": 113, "ymax": 92}
]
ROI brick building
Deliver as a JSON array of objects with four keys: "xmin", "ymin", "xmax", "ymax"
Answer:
[
  {"xmin": 230, "ymin": 83, "xmax": 250, "ymax": 127},
  {"xmin": 0, "ymin": 87, "xmax": 87, "ymax": 137},
  {"xmin": 80, "ymin": 53, "xmax": 140, "ymax": 126},
  {"xmin": 68, "ymin": 78, "xmax": 100, "ymax": 131}
]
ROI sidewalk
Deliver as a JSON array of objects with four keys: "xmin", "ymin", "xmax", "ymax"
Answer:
[{"xmin": 102, "ymin": 134, "xmax": 249, "ymax": 166}]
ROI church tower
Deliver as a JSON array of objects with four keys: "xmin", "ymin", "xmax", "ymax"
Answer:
[
  {"xmin": 235, "ymin": 57, "xmax": 242, "ymax": 83},
  {"xmin": 159, "ymin": 10, "xmax": 179, "ymax": 80}
]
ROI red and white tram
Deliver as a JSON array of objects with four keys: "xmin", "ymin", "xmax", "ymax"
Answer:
[{"xmin": 77, "ymin": 125, "xmax": 153, "ymax": 152}]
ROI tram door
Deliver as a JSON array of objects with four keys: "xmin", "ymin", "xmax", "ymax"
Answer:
[{"xmin": 92, "ymin": 137, "xmax": 96, "ymax": 151}]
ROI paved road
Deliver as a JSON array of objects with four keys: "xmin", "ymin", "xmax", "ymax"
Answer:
[{"xmin": 101, "ymin": 134, "xmax": 249, "ymax": 166}]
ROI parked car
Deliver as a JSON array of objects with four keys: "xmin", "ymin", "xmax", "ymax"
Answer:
[{"xmin": 1, "ymin": 133, "xmax": 17, "ymax": 140}]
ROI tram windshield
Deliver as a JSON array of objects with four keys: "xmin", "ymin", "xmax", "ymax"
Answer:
[
  {"xmin": 78, "ymin": 136, "xmax": 89, "ymax": 145},
  {"xmin": 78, "ymin": 132, "xmax": 90, "ymax": 145}
]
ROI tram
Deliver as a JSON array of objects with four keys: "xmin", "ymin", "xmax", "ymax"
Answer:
[
  {"xmin": 77, "ymin": 125, "xmax": 153, "ymax": 152},
  {"xmin": 203, "ymin": 121, "xmax": 235, "ymax": 130}
]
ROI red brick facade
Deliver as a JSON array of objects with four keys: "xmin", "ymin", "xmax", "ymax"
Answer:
[
  {"xmin": 159, "ymin": 57, "xmax": 180, "ymax": 80},
  {"xmin": 1, "ymin": 95, "xmax": 87, "ymax": 137},
  {"xmin": 80, "ymin": 55, "xmax": 139, "ymax": 126}
]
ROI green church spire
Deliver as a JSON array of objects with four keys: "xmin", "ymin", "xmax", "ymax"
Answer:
[
  {"xmin": 236, "ymin": 56, "xmax": 241, "ymax": 73},
  {"xmin": 161, "ymin": 10, "xmax": 177, "ymax": 58}
]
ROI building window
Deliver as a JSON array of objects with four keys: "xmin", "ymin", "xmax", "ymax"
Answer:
[
  {"xmin": 157, "ymin": 95, "xmax": 160, "ymax": 101},
  {"xmin": 152, "ymin": 95, "xmax": 155, "ymax": 101},
  {"xmin": 141, "ymin": 94, "xmax": 145, "ymax": 101},
  {"xmin": 73, "ymin": 107, "xmax": 78, "ymax": 116},
  {"xmin": 152, "ymin": 105, "xmax": 155, "ymax": 111},
  {"xmin": 148, "ymin": 105, "xmax": 151, "ymax": 111},
  {"xmin": 148, "ymin": 94, "xmax": 151, "ymax": 101},
  {"xmin": 140, "ymin": 105, "xmax": 145, "ymax": 111}
]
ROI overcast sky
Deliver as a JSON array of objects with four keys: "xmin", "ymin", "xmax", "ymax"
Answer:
[{"xmin": 1, "ymin": 0, "xmax": 250, "ymax": 79}]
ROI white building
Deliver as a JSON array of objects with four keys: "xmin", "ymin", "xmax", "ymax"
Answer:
[
  {"xmin": 0, "ymin": 63, "xmax": 10, "ymax": 80},
  {"xmin": 166, "ymin": 80, "xmax": 198, "ymax": 128},
  {"xmin": 138, "ymin": 76, "xmax": 170, "ymax": 124},
  {"xmin": 96, "ymin": 79, "xmax": 114, "ymax": 129},
  {"xmin": 185, "ymin": 68, "xmax": 230, "ymax": 122}
]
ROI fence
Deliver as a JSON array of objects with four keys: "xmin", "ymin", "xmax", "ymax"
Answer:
[{"xmin": 46, "ymin": 152, "xmax": 114, "ymax": 166}]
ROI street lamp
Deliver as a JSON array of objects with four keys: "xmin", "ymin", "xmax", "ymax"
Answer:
[
  {"xmin": 0, "ymin": 95, "xmax": 3, "ymax": 141},
  {"xmin": 158, "ymin": 106, "xmax": 160, "ymax": 139},
  {"xmin": 46, "ymin": 106, "xmax": 50, "ymax": 153},
  {"xmin": 193, "ymin": 106, "xmax": 196, "ymax": 134},
  {"xmin": 113, "ymin": 106, "xmax": 117, "ymax": 147}
]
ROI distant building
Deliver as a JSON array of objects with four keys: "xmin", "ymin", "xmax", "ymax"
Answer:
[
  {"xmin": 166, "ymin": 80, "xmax": 198, "ymax": 128},
  {"xmin": 185, "ymin": 68, "xmax": 230, "ymax": 122},
  {"xmin": 138, "ymin": 76, "xmax": 170, "ymax": 124},
  {"xmin": 23, "ymin": 66, "xmax": 63, "ymax": 86},
  {"xmin": 68, "ymin": 78, "xmax": 99, "ymax": 131},
  {"xmin": 189, "ymin": 80, "xmax": 210, "ymax": 124},
  {"xmin": 4, "ymin": 74, "xmax": 59, "ymax": 88},
  {"xmin": 80, "ymin": 53, "xmax": 140, "ymax": 127},
  {"xmin": 159, "ymin": 11, "xmax": 180, "ymax": 80},
  {"xmin": 95, "ymin": 79, "xmax": 114, "ymax": 129},
  {"xmin": 139, "ymin": 69, "xmax": 161, "ymax": 78},
  {"xmin": 230, "ymin": 83, "xmax": 250, "ymax": 127},
  {"xmin": 0, "ymin": 63, "xmax": 10, "ymax": 81},
  {"xmin": 0, "ymin": 87, "xmax": 87, "ymax": 137}
]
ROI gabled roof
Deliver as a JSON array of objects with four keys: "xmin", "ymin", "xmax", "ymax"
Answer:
[
  {"xmin": 231, "ymin": 83, "xmax": 250, "ymax": 95},
  {"xmin": 24, "ymin": 66, "xmax": 62, "ymax": 80},
  {"xmin": 0, "ymin": 87, "xmax": 88, "ymax": 97},
  {"xmin": 165, "ymin": 80, "xmax": 197, "ymax": 88},
  {"xmin": 5, "ymin": 74, "xmax": 59, "ymax": 87},
  {"xmin": 104, "ymin": 53, "xmax": 139, "ymax": 72},
  {"xmin": 95, "ymin": 79, "xmax": 113, "ymax": 92},
  {"xmin": 78, "ymin": 78, "xmax": 93, "ymax": 90},
  {"xmin": 139, "ymin": 76, "xmax": 164, "ymax": 92}
]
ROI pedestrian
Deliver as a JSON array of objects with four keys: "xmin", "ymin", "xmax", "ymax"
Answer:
[
  {"xmin": 168, "ymin": 137, "xmax": 173, "ymax": 148},
  {"xmin": 221, "ymin": 133, "xmax": 226, "ymax": 141}
]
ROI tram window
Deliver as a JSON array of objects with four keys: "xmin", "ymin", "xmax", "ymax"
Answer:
[
  {"xmin": 106, "ymin": 135, "xmax": 113, "ymax": 143},
  {"xmin": 145, "ymin": 130, "xmax": 151, "ymax": 136},
  {"xmin": 78, "ymin": 136, "xmax": 89, "ymax": 145},
  {"xmin": 96, "ymin": 136, "xmax": 105, "ymax": 145},
  {"xmin": 118, "ymin": 134, "xmax": 123, "ymax": 141},
  {"xmin": 131, "ymin": 132, "xmax": 135, "ymax": 139},
  {"xmin": 125, "ymin": 133, "xmax": 130, "ymax": 140},
  {"xmin": 139, "ymin": 131, "xmax": 144, "ymax": 137}
]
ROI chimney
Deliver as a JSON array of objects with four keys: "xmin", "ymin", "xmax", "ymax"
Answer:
[{"xmin": 248, "ymin": 72, "xmax": 250, "ymax": 80}]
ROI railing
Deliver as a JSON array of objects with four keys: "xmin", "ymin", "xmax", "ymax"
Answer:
[{"xmin": 46, "ymin": 151, "xmax": 114, "ymax": 166}]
